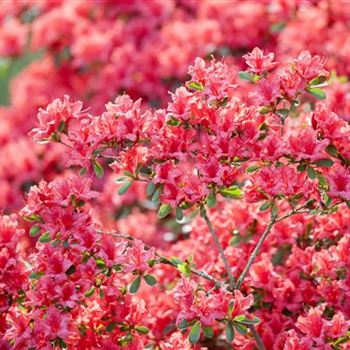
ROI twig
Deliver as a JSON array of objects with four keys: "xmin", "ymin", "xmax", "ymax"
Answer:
[
  {"xmin": 235, "ymin": 217, "xmax": 276, "ymax": 290},
  {"xmin": 201, "ymin": 209, "xmax": 265, "ymax": 350},
  {"xmin": 201, "ymin": 209, "xmax": 236, "ymax": 290},
  {"xmin": 108, "ymin": 232, "xmax": 225, "ymax": 288},
  {"xmin": 235, "ymin": 204, "xmax": 313, "ymax": 289},
  {"xmin": 248, "ymin": 325, "xmax": 266, "ymax": 350}
]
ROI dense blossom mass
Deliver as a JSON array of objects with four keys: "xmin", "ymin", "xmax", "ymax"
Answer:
[{"xmin": 1, "ymin": 1, "xmax": 350, "ymax": 350}]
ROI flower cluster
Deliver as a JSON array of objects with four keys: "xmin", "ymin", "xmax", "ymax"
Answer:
[
  {"xmin": 2, "ymin": 175, "xmax": 160, "ymax": 349},
  {"xmin": 12, "ymin": 47, "xmax": 348, "ymax": 349}
]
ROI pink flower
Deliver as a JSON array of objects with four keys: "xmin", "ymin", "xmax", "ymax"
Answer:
[
  {"xmin": 280, "ymin": 69, "xmax": 306, "ymax": 99},
  {"xmin": 296, "ymin": 307, "xmax": 325, "ymax": 341},
  {"xmin": 98, "ymin": 236, "xmax": 128, "ymax": 267},
  {"xmin": 288, "ymin": 128, "xmax": 329, "ymax": 161},
  {"xmin": 292, "ymin": 50, "xmax": 328, "ymax": 80},
  {"xmin": 124, "ymin": 239, "xmax": 155, "ymax": 273},
  {"xmin": 30, "ymin": 95, "xmax": 86, "ymax": 143},
  {"xmin": 326, "ymin": 164, "xmax": 350, "ymax": 200},
  {"xmin": 251, "ymin": 77, "xmax": 280, "ymax": 106},
  {"xmin": 168, "ymin": 87, "xmax": 193, "ymax": 121},
  {"xmin": 283, "ymin": 329, "xmax": 313, "ymax": 350},
  {"xmin": 37, "ymin": 306, "xmax": 72, "ymax": 341},
  {"xmin": 324, "ymin": 312, "xmax": 350, "ymax": 339},
  {"xmin": 248, "ymin": 165, "xmax": 314, "ymax": 200},
  {"xmin": 243, "ymin": 47, "xmax": 277, "ymax": 74},
  {"xmin": 160, "ymin": 332, "xmax": 192, "ymax": 350},
  {"xmin": 228, "ymin": 290, "xmax": 254, "ymax": 317}
]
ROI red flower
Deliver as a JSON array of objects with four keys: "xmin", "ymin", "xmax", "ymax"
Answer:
[{"xmin": 243, "ymin": 47, "xmax": 277, "ymax": 74}]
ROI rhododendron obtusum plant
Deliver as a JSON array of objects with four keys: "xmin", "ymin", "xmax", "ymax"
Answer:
[{"xmin": 1, "ymin": 46, "xmax": 350, "ymax": 350}]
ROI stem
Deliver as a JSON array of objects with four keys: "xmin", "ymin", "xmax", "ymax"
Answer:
[
  {"xmin": 109, "ymin": 232, "xmax": 225, "ymax": 287},
  {"xmin": 235, "ymin": 217, "xmax": 276, "ymax": 290},
  {"xmin": 201, "ymin": 209, "xmax": 236, "ymax": 290},
  {"xmin": 160, "ymin": 257, "xmax": 225, "ymax": 288},
  {"xmin": 234, "ymin": 202, "xmax": 318, "ymax": 290},
  {"xmin": 201, "ymin": 209, "xmax": 265, "ymax": 350},
  {"xmin": 248, "ymin": 325, "xmax": 266, "ymax": 350}
]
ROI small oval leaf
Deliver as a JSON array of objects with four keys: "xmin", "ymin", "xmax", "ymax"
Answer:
[
  {"xmin": 29, "ymin": 225, "xmax": 40, "ymax": 237},
  {"xmin": 189, "ymin": 321, "xmax": 201, "ymax": 344},
  {"xmin": 130, "ymin": 275, "xmax": 141, "ymax": 294},
  {"xmin": 307, "ymin": 87, "xmax": 326, "ymax": 100},
  {"xmin": 226, "ymin": 322, "xmax": 235, "ymax": 343},
  {"xmin": 158, "ymin": 203, "xmax": 172, "ymax": 219},
  {"xmin": 144, "ymin": 274, "xmax": 157, "ymax": 286},
  {"xmin": 118, "ymin": 180, "xmax": 133, "ymax": 195}
]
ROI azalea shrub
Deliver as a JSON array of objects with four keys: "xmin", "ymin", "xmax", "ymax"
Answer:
[{"xmin": 1, "ymin": 1, "xmax": 350, "ymax": 350}]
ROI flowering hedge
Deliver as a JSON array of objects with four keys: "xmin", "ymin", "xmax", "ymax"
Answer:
[{"xmin": 1, "ymin": 1, "xmax": 350, "ymax": 350}]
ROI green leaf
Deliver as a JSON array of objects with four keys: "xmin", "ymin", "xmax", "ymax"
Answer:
[
  {"xmin": 158, "ymin": 203, "xmax": 172, "ymax": 219},
  {"xmin": 29, "ymin": 271, "xmax": 44, "ymax": 280},
  {"xmin": 219, "ymin": 186, "xmax": 242, "ymax": 199},
  {"xmin": 277, "ymin": 108, "xmax": 290, "ymax": 116},
  {"xmin": 326, "ymin": 144, "xmax": 338, "ymax": 157},
  {"xmin": 307, "ymin": 166, "xmax": 316, "ymax": 179},
  {"xmin": 226, "ymin": 322, "xmax": 235, "ymax": 343},
  {"xmin": 207, "ymin": 190, "xmax": 217, "ymax": 208},
  {"xmin": 58, "ymin": 121, "xmax": 66, "ymax": 133},
  {"xmin": 309, "ymin": 75, "xmax": 327, "ymax": 87},
  {"xmin": 95, "ymin": 257, "xmax": 106, "ymax": 269},
  {"xmin": 234, "ymin": 315, "xmax": 260, "ymax": 325},
  {"xmin": 203, "ymin": 326, "xmax": 214, "ymax": 339},
  {"xmin": 123, "ymin": 170, "xmax": 135, "ymax": 178},
  {"xmin": 189, "ymin": 321, "xmax": 201, "ymax": 344},
  {"xmin": 24, "ymin": 214, "xmax": 41, "ymax": 223},
  {"xmin": 79, "ymin": 167, "xmax": 88, "ymax": 176},
  {"xmin": 106, "ymin": 322, "xmax": 117, "ymax": 332},
  {"xmin": 259, "ymin": 106, "xmax": 271, "ymax": 114},
  {"xmin": 177, "ymin": 262, "xmax": 191, "ymax": 277},
  {"xmin": 334, "ymin": 335, "xmax": 350, "ymax": 346},
  {"xmin": 135, "ymin": 325, "xmax": 150, "ymax": 334},
  {"xmin": 272, "ymin": 244, "xmax": 292, "ymax": 266},
  {"xmin": 129, "ymin": 276, "xmax": 141, "ymax": 294},
  {"xmin": 297, "ymin": 163, "xmax": 307, "ymax": 172},
  {"xmin": 93, "ymin": 161, "xmax": 104, "ymax": 178},
  {"xmin": 118, "ymin": 180, "xmax": 133, "ymax": 195},
  {"xmin": 167, "ymin": 117, "xmax": 180, "ymax": 126},
  {"xmin": 0, "ymin": 51, "xmax": 43, "ymax": 106},
  {"xmin": 228, "ymin": 300, "xmax": 234, "ymax": 318},
  {"xmin": 38, "ymin": 232, "xmax": 50, "ymax": 243},
  {"xmin": 65, "ymin": 265, "xmax": 76, "ymax": 275},
  {"xmin": 259, "ymin": 201, "xmax": 271, "ymax": 211},
  {"xmin": 313, "ymin": 159, "xmax": 334, "ymax": 167},
  {"xmin": 170, "ymin": 257, "xmax": 183, "ymax": 266},
  {"xmin": 144, "ymin": 274, "xmax": 157, "ymax": 286},
  {"xmin": 176, "ymin": 207, "xmax": 184, "ymax": 221},
  {"xmin": 29, "ymin": 225, "xmax": 40, "ymax": 237},
  {"xmin": 151, "ymin": 187, "xmax": 161, "ymax": 203},
  {"xmin": 178, "ymin": 319, "xmax": 188, "ymax": 331},
  {"xmin": 188, "ymin": 81, "xmax": 204, "ymax": 91},
  {"xmin": 271, "ymin": 202, "xmax": 278, "ymax": 217},
  {"xmin": 307, "ymin": 88, "xmax": 326, "ymax": 100},
  {"xmin": 270, "ymin": 21, "xmax": 286, "ymax": 33},
  {"xmin": 246, "ymin": 165, "xmax": 260, "ymax": 173},
  {"xmin": 234, "ymin": 322, "xmax": 248, "ymax": 335},
  {"xmin": 84, "ymin": 286, "xmax": 95, "ymax": 297},
  {"xmin": 57, "ymin": 338, "xmax": 67, "ymax": 349},
  {"xmin": 238, "ymin": 71, "xmax": 252, "ymax": 82},
  {"xmin": 146, "ymin": 182, "xmax": 155, "ymax": 197}
]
